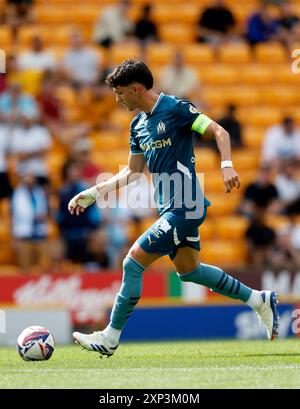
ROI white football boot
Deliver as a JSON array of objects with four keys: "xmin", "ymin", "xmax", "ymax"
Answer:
[
  {"xmin": 256, "ymin": 291, "xmax": 279, "ymax": 340},
  {"xmin": 73, "ymin": 331, "xmax": 118, "ymax": 357}
]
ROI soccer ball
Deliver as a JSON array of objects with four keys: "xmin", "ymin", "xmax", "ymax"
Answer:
[{"xmin": 17, "ymin": 326, "xmax": 55, "ymax": 361}]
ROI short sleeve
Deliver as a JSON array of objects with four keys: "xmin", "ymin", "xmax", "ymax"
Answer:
[
  {"xmin": 129, "ymin": 123, "xmax": 143, "ymax": 155},
  {"xmin": 175, "ymin": 99, "xmax": 202, "ymax": 129}
]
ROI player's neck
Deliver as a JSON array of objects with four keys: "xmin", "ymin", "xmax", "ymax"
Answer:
[{"xmin": 138, "ymin": 90, "xmax": 160, "ymax": 114}]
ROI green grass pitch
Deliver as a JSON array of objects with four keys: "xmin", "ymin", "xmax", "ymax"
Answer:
[{"xmin": 1, "ymin": 339, "xmax": 300, "ymax": 389}]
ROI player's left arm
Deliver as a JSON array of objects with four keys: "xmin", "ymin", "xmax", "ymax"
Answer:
[{"xmin": 192, "ymin": 114, "xmax": 240, "ymax": 193}]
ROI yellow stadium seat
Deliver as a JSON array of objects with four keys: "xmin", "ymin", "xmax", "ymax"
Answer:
[
  {"xmin": 111, "ymin": 43, "xmax": 141, "ymax": 65},
  {"xmin": 0, "ymin": 223, "xmax": 11, "ymax": 242},
  {"xmin": 215, "ymin": 216, "xmax": 248, "ymax": 240},
  {"xmin": 240, "ymin": 65, "xmax": 274, "ymax": 85},
  {"xmin": 182, "ymin": 44, "xmax": 215, "ymax": 65},
  {"xmin": 48, "ymin": 219, "xmax": 59, "ymax": 240},
  {"xmin": 0, "ymin": 26, "xmax": 12, "ymax": 48},
  {"xmin": 232, "ymin": 149, "xmax": 260, "ymax": 171},
  {"xmin": 72, "ymin": 6, "xmax": 100, "ymax": 24},
  {"xmin": 0, "ymin": 244, "xmax": 14, "ymax": 265},
  {"xmin": 205, "ymin": 193, "xmax": 240, "ymax": 216},
  {"xmin": 238, "ymin": 107, "xmax": 282, "ymax": 127},
  {"xmin": 201, "ymin": 86, "xmax": 228, "ymax": 107},
  {"xmin": 243, "ymin": 126, "xmax": 266, "ymax": 149},
  {"xmin": 255, "ymin": 42, "xmax": 287, "ymax": 64},
  {"xmin": 158, "ymin": 24, "xmax": 196, "ymax": 44},
  {"xmin": 199, "ymin": 218, "xmax": 214, "ymax": 240},
  {"xmin": 238, "ymin": 170, "xmax": 257, "ymax": 187},
  {"xmin": 194, "ymin": 148, "xmax": 218, "ymax": 172},
  {"xmin": 152, "ymin": 5, "xmax": 199, "ymax": 24},
  {"xmin": 110, "ymin": 109, "xmax": 133, "ymax": 132},
  {"xmin": 34, "ymin": 6, "xmax": 73, "ymax": 24},
  {"xmin": 265, "ymin": 215, "xmax": 291, "ymax": 231},
  {"xmin": 219, "ymin": 43, "xmax": 252, "ymax": 64},
  {"xmin": 140, "ymin": 216, "xmax": 157, "ymax": 233},
  {"xmin": 199, "ymin": 65, "xmax": 237, "ymax": 85},
  {"xmin": 226, "ymin": 86, "xmax": 261, "ymax": 106},
  {"xmin": 202, "ymin": 172, "xmax": 224, "ymax": 194},
  {"xmin": 201, "ymin": 240, "xmax": 247, "ymax": 267},
  {"xmin": 147, "ymin": 43, "xmax": 175, "ymax": 66},
  {"xmin": 18, "ymin": 26, "xmax": 52, "ymax": 46},
  {"xmin": 92, "ymin": 132, "xmax": 122, "ymax": 152},
  {"xmin": 274, "ymin": 65, "xmax": 300, "ymax": 85},
  {"xmin": 263, "ymin": 86, "xmax": 300, "ymax": 106}
]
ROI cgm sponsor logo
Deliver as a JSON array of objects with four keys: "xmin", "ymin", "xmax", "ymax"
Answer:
[{"xmin": 141, "ymin": 138, "xmax": 171, "ymax": 152}]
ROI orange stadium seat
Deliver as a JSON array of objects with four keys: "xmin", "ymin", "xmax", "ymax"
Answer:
[
  {"xmin": 238, "ymin": 107, "xmax": 282, "ymax": 127},
  {"xmin": 147, "ymin": 43, "xmax": 175, "ymax": 66},
  {"xmin": 205, "ymin": 193, "xmax": 240, "ymax": 216},
  {"xmin": 34, "ymin": 5, "xmax": 73, "ymax": 24},
  {"xmin": 219, "ymin": 43, "xmax": 252, "ymax": 64},
  {"xmin": 243, "ymin": 126, "xmax": 266, "ymax": 149},
  {"xmin": 215, "ymin": 216, "xmax": 248, "ymax": 240},
  {"xmin": 255, "ymin": 42, "xmax": 287, "ymax": 64},
  {"xmin": 158, "ymin": 24, "xmax": 196, "ymax": 44},
  {"xmin": 199, "ymin": 65, "xmax": 237, "ymax": 85},
  {"xmin": 0, "ymin": 223, "xmax": 11, "ymax": 242},
  {"xmin": 199, "ymin": 218, "xmax": 214, "ymax": 241},
  {"xmin": 152, "ymin": 4, "xmax": 199, "ymax": 24},
  {"xmin": 274, "ymin": 65, "xmax": 300, "ymax": 85},
  {"xmin": 265, "ymin": 215, "xmax": 291, "ymax": 231},
  {"xmin": 182, "ymin": 44, "xmax": 215, "ymax": 65},
  {"xmin": 0, "ymin": 26, "xmax": 12, "ymax": 48},
  {"xmin": 110, "ymin": 109, "xmax": 133, "ymax": 133},
  {"xmin": 202, "ymin": 172, "xmax": 225, "ymax": 194},
  {"xmin": 201, "ymin": 86, "xmax": 228, "ymax": 107},
  {"xmin": 263, "ymin": 86, "xmax": 300, "ymax": 106},
  {"xmin": 194, "ymin": 148, "xmax": 218, "ymax": 172},
  {"xmin": 226, "ymin": 86, "xmax": 261, "ymax": 106},
  {"xmin": 240, "ymin": 65, "xmax": 274, "ymax": 85},
  {"xmin": 111, "ymin": 43, "xmax": 141, "ymax": 65},
  {"xmin": 232, "ymin": 149, "xmax": 260, "ymax": 171},
  {"xmin": 92, "ymin": 132, "xmax": 122, "ymax": 151},
  {"xmin": 201, "ymin": 240, "xmax": 247, "ymax": 267},
  {"xmin": 18, "ymin": 26, "xmax": 53, "ymax": 46}
]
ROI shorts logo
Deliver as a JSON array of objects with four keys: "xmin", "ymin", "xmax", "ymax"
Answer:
[
  {"xmin": 157, "ymin": 121, "xmax": 166, "ymax": 134},
  {"xmin": 189, "ymin": 105, "xmax": 199, "ymax": 114},
  {"xmin": 147, "ymin": 235, "xmax": 156, "ymax": 246}
]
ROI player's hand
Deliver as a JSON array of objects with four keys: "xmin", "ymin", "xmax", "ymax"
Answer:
[
  {"xmin": 221, "ymin": 167, "xmax": 241, "ymax": 193},
  {"xmin": 68, "ymin": 187, "xmax": 98, "ymax": 216}
]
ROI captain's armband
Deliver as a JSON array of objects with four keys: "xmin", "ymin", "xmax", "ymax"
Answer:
[{"xmin": 191, "ymin": 114, "xmax": 213, "ymax": 135}]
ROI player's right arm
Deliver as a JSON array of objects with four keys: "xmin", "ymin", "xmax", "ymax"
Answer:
[{"xmin": 68, "ymin": 153, "xmax": 146, "ymax": 215}]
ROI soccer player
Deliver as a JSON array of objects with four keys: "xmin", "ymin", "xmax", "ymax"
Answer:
[{"xmin": 69, "ymin": 59, "xmax": 279, "ymax": 356}]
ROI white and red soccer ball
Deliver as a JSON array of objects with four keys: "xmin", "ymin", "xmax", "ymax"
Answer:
[{"xmin": 17, "ymin": 326, "xmax": 55, "ymax": 361}]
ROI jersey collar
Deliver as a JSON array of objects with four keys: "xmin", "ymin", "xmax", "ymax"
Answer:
[{"xmin": 144, "ymin": 92, "xmax": 164, "ymax": 117}]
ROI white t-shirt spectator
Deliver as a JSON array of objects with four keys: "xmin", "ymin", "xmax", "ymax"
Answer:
[
  {"xmin": 274, "ymin": 174, "xmax": 300, "ymax": 204},
  {"xmin": 62, "ymin": 47, "xmax": 99, "ymax": 85},
  {"xmin": 262, "ymin": 125, "xmax": 300, "ymax": 162},
  {"xmin": 159, "ymin": 66, "xmax": 199, "ymax": 99},
  {"xmin": 18, "ymin": 51, "xmax": 56, "ymax": 71},
  {"xmin": 11, "ymin": 125, "xmax": 52, "ymax": 177},
  {"xmin": 0, "ymin": 124, "xmax": 11, "ymax": 173},
  {"xmin": 93, "ymin": 6, "xmax": 133, "ymax": 44}
]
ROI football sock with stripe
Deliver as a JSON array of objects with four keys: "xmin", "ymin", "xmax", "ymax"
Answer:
[
  {"xmin": 178, "ymin": 263, "xmax": 252, "ymax": 302},
  {"xmin": 108, "ymin": 256, "xmax": 145, "ymax": 341}
]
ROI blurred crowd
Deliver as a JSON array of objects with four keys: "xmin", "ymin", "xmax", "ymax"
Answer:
[{"xmin": 0, "ymin": 0, "xmax": 300, "ymax": 273}]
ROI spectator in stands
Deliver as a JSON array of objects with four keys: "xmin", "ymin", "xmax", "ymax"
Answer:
[
  {"xmin": 85, "ymin": 228, "xmax": 110, "ymax": 270},
  {"xmin": 134, "ymin": 4, "xmax": 158, "ymax": 46},
  {"xmin": 56, "ymin": 160, "xmax": 101, "ymax": 264},
  {"xmin": 17, "ymin": 36, "xmax": 56, "ymax": 72},
  {"xmin": 92, "ymin": 0, "xmax": 133, "ymax": 48},
  {"xmin": 269, "ymin": 224, "xmax": 300, "ymax": 270},
  {"xmin": 11, "ymin": 171, "xmax": 49, "ymax": 272},
  {"xmin": 5, "ymin": 0, "xmax": 34, "ymax": 40},
  {"xmin": 245, "ymin": 205, "xmax": 276, "ymax": 267},
  {"xmin": 70, "ymin": 138, "xmax": 103, "ymax": 186},
  {"xmin": 274, "ymin": 159, "xmax": 300, "ymax": 215},
  {"xmin": 61, "ymin": 31, "xmax": 100, "ymax": 88},
  {"xmin": 11, "ymin": 114, "xmax": 52, "ymax": 187},
  {"xmin": 240, "ymin": 163, "xmax": 281, "ymax": 217},
  {"xmin": 159, "ymin": 52, "xmax": 200, "ymax": 101},
  {"xmin": 262, "ymin": 116, "xmax": 300, "ymax": 167},
  {"xmin": 246, "ymin": 2, "xmax": 279, "ymax": 45},
  {"xmin": 276, "ymin": 1, "xmax": 300, "ymax": 48},
  {"xmin": 0, "ymin": 82, "xmax": 38, "ymax": 123},
  {"xmin": 217, "ymin": 104, "xmax": 243, "ymax": 149},
  {"xmin": 197, "ymin": 0, "xmax": 236, "ymax": 45},
  {"xmin": 0, "ymin": 119, "xmax": 13, "ymax": 201}
]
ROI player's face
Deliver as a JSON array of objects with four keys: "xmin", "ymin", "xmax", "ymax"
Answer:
[{"xmin": 113, "ymin": 85, "xmax": 139, "ymax": 111}]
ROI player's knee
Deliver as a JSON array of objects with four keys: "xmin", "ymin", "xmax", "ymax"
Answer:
[{"xmin": 122, "ymin": 255, "xmax": 144, "ymax": 277}]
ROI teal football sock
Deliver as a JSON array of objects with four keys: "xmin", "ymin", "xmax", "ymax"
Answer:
[
  {"xmin": 110, "ymin": 256, "xmax": 145, "ymax": 330},
  {"xmin": 178, "ymin": 263, "xmax": 252, "ymax": 302}
]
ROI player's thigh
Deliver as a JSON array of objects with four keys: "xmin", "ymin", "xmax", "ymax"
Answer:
[
  {"xmin": 172, "ymin": 246, "xmax": 200, "ymax": 274},
  {"xmin": 128, "ymin": 241, "xmax": 162, "ymax": 269}
]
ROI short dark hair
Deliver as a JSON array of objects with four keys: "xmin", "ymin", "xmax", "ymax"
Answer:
[{"xmin": 105, "ymin": 58, "xmax": 153, "ymax": 90}]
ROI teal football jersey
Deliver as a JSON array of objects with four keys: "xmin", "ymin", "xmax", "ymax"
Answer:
[{"xmin": 129, "ymin": 93, "xmax": 211, "ymax": 219}]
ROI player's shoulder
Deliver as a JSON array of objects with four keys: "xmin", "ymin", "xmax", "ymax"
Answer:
[
  {"xmin": 164, "ymin": 94, "xmax": 199, "ymax": 113},
  {"xmin": 130, "ymin": 112, "xmax": 144, "ymax": 130}
]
